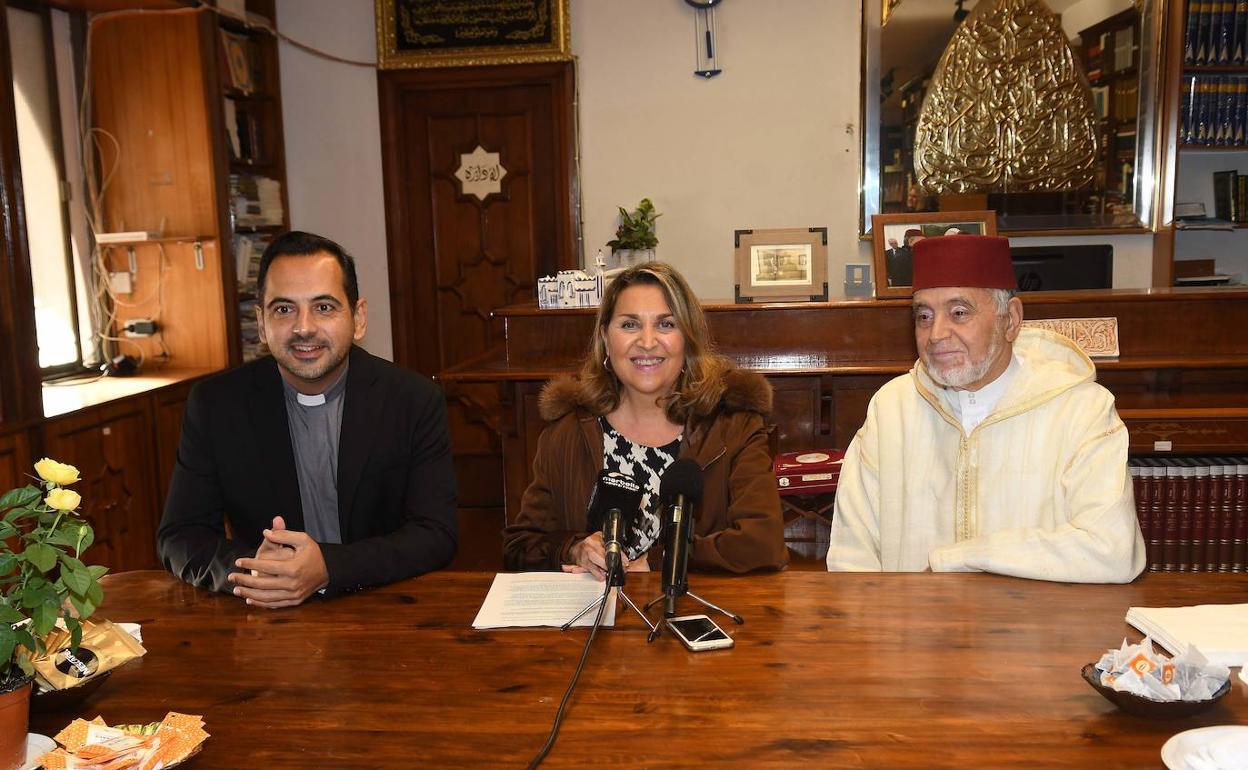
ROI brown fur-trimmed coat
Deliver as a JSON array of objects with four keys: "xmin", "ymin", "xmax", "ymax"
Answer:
[{"xmin": 501, "ymin": 369, "xmax": 787, "ymax": 573}]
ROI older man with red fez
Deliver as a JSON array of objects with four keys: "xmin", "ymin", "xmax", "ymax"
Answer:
[{"xmin": 827, "ymin": 235, "xmax": 1145, "ymax": 582}]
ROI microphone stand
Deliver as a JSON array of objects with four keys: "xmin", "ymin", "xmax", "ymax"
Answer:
[{"xmin": 561, "ymin": 558, "xmax": 656, "ymax": 634}]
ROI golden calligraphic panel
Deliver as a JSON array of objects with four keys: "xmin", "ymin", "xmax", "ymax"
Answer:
[
  {"xmin": 1022, "ymin": 317, "xmax": 1120, "ymax": 358},
  {"xmin": 913, "ymin": 0, "xmax": 1098, "ymax": 194},
  {"xmin": 376, "ymin": 0, "xmax": 571, "ymax": 69}
]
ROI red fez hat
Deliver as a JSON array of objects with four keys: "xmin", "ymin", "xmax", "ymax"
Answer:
[{"xmin": 912, "ymin": 234, "xmax": 1016, "ymax": 291}]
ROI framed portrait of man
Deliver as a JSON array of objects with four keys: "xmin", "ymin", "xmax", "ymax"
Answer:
[{"xmin": 870, "ymin": 210, "xmax": 999, "ymax": 298}]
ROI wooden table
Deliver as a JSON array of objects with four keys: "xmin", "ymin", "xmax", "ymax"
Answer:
[{"xmin": 30, "ymin": 570, "xmax": 1248, "ymax": 769}]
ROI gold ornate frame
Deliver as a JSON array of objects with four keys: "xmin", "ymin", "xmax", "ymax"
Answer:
[
  {"xmin": 871, "ymin": 210, "xmax": 998, "ymax": 298},
  {"xmin": 375, "ymin": 0, "xmax": 571, "ymax": 69}
]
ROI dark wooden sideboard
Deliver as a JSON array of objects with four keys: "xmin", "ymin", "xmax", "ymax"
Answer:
[{"xmin": 439, "ymin": 288, "xmax": 1248, "ymax": 541}]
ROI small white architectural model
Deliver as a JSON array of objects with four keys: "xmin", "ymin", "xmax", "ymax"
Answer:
[{"xmin": 536, "ymin": 268, "xmax": 604, "ymax": 309}]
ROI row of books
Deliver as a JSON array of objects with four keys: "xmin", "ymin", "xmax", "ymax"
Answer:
[
  {"xmin": 1211, "ymin": 169, "xmax": 1248, "ymax": 222},
  {"xmin": 1085, "ymin": 25, "xmax": 1135, "ymax": 79},
  {"xmin": 233, "ymin": 233, "xmax": 270, "ymax": 362},
  {"xmin": 1179, "ymin": 75, "xmax": 1248, "ymax": 145},
  {"xmin": 1128, "ymin": 457, "xmax": 1248, "ymax": 572},
  {"xmin": 228, "ymin": 173, "xmax": 283, "ymax": 228},
  {"xmin": 1183, "ymin": 0, "xmax": 1248, "ymax": 66},
  {"xmin": 223, "ymin": 97, "xmax": 267, "ymax": 165}
]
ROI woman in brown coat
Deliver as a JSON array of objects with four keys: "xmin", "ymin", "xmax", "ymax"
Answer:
[{"xmin": 502, "ymin": 262, "xmax": 787, "ymax": 577}]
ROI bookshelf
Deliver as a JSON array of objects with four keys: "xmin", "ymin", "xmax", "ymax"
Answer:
[
  {"xmin": 89, "ymin": 0, "xmax": 289, "ymax": 368},
  {"xmin": 1167, "ymin": 0, "xmax": 1248, "ymax": 286},
  {"xmin": 218, "ymin": 1, "xmax": 290, "ymax": 361},
  {"xmin": 1078, "ymin": 8, "xmax": 1141, "ymax": 215}
]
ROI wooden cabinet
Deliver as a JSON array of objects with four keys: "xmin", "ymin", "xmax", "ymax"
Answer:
[
  {"xmin": 0, "ymin": 426, "xmax": 31, "ymax": 493},
  {"xmin": 43, "ymin": 399, "xmax": 161, "ymax": 572}
]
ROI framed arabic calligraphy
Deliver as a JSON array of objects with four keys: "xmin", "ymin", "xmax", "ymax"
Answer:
[{"xmin": 376, "ymin": 0, "xmax": 571, "ymax": 69}]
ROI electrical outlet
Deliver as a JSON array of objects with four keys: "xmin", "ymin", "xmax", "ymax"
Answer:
[
  {"xmin": 109, "ymin": 271, "xmax": 132, "ymax": 295},
  {"xmin": 124, "ymin": 318, "xmax": 157, "ymax": 337}
]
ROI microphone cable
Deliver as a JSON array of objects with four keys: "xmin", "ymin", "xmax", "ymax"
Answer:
[{"xmin": 525, "ymin": 576, "xmax": 613, "ymax": 770}]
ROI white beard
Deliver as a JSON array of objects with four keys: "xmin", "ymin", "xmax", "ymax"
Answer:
[{"xmin": 924, "ymin": 327, "xmax": 1004, "ymax": 390}]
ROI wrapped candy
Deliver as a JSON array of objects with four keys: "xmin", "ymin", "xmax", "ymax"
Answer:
[{"xmin": 1095, "ymin": 637, "xmax": 1230, "ymax": 702}]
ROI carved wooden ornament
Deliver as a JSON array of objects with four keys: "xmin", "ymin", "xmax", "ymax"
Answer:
[{"xmin": 913, "ymin": 0, "xmax": 1098, "ymax": 194}]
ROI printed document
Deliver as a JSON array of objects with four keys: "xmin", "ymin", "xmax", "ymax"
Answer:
[{"xmin": 472, "ymin": 572, "xmax": 617, "ymax": 629}]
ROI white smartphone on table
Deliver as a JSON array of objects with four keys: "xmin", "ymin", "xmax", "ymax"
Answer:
[{"xmin": 667, "ymin": 614, "xmax": 733, "ymax": 651}]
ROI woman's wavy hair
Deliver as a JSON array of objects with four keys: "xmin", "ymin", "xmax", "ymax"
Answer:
[{"xmin": 577, "ymin": 262, "xmax": 731, "ymax": 424}]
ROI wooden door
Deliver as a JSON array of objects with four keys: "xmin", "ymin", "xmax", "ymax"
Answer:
[{"xmin": 379, "ymin": 63, "xmax": 577, "ymax": 567}]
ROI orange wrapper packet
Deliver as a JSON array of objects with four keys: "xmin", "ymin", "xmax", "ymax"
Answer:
[{"xmin": 39, "ymin": 712, "xmax": 208, "ymax": 770}]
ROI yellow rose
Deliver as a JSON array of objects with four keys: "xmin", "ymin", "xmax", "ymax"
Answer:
[
  {"xmin": 34, "ymin": 458, "xmax": 80, "ymax": 486},
  {"xmin": 45, "ymin": 488, "xmax": 82, "ymax": 512}
]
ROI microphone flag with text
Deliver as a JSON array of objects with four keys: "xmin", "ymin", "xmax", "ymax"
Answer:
[
  {"xmin": 585, "ymin": 471, "xmax": 643, "ymax": 584},
  {"xmin": 659, "ymin": 459, "xmax": 704, "ymax": 607}
]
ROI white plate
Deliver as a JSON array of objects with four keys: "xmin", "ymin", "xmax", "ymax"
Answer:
[
  {"xmin": 1162, "ymin": 725, "xmax": 1248, "ymax": 770},
  {"xmin": 23, "ymin": 733, "xmax": 55, "ymax": 770}
]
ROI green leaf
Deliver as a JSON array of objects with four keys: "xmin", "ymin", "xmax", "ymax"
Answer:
[
  {"xmin": 31, "ymin": 601, "xmax": 58, "ymax": 636},
  {"xmin": 45, "ymin": 528, "xmax": 81, "ymax": 549},
  {"xmin": 58, "ymin": 553, "xmax": 87, "ymax": 573},
  {"xmin": 14, "ymin": 626, "xmax": 37, "ymax": 654},
  {"xmin": 62, "ymin": 567, "xmax": 91, "ymax": 596},
  {"xmin": 85, "ymin": 581, "xmax": 103, "ymax": 606},
  {"xmin": 68, "ymin": 617, "xmax": 82, "ymax": 651},
  {"xmin": 0, "ymin": 624, "xmax": 15, "ymax": 669},
  {"xmin": 0, "ymin": 604, "xmax": 23, "ymax": 624},
  {"xmin": 0, "ymin": 485, "xmax": 41, "ymax": 510},
  {"xmin": 69, "ymin": 594, "xmax": 96, "ymax": 619},
  {"xmin": 24, "ymin": 543, "xmax": 57, "ymax": 573},
  {"xmin": 87, "ymin": 565, "xmax": 108, "ymax": 580},
  {"xmin": 0, "ymin": 553, "xmax": 15, "ymax": 575},
  {"xmin": 0, "ymin": 521, "xmax": 16, "ymax": 540}
]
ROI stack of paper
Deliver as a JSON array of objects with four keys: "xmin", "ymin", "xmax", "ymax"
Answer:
[
  {"xmin": 1126, "ymin": 604, "xmax": 1248, "ymax": 667},
  {"xmin": 472, "ymin": 572, "xmax": 615, "ymax": 629}
]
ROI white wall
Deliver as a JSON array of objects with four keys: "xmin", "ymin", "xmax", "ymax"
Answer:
[
  {"xmin": 574, "ymin": 0, "xmax": 861, "ymax": 299},
  {"xmin": 1060, "ymin": 0, "xmax": 1135, "ymax": 40},
  {"xmin": 275, "ymin": 0, "xmax": 392, "ymax": 359}
]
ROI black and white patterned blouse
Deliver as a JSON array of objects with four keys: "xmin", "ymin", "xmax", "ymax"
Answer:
[{"xmin": 598, "ymin": 416, "xmax": 682, "ymax": 560}]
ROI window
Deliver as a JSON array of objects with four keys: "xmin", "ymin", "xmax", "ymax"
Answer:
[{"xmin": 8, "ymin": 4, "xmax": 94, "ymax": 375}]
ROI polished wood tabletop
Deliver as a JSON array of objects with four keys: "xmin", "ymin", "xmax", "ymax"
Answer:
[{"xmin": 29, "ymin": 570, "xmax": 1248, "ymax": 769}]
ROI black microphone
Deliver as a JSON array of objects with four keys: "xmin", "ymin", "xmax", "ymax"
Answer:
[
  {"xmin": 659, "ymin": 459, "xmax": 703, "ymax": 615},
  {"xmin": 584, "ymin": 471, "xmax": 642, "ymax": 584}
]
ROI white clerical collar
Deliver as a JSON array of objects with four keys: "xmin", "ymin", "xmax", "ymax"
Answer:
[
  {"xmin": 296, "ymin": 392, "xmax": 326, "ymax": 406},
  {"xmin": 950, "ymin": 353, "xmax": 1019, "ymax": 434}
]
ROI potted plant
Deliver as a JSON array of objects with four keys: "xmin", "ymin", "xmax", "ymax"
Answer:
[
  {"xmin": 606, "ymin": 197, "xmax": 660, "ymax": 268},
  {"xmin": 0, "ymin": 459, "xmax": 105, "ymax": 770}
]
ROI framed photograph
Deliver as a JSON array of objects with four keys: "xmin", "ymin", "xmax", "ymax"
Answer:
[
  {"xmin": 870, "ymin": 210, "xmax": 998, "ymax": 298},
  {"xmin": 375, "ymin": 0, "xmax": 571, "ymax": 69},
  {"xmin": 734, "ymin": 228, "xmax": 828, "ymax": 303}
]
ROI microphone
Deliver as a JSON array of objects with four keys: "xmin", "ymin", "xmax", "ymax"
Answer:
[
  {"xmin": 659, "ymin": 459, "xmax": 703, "ymax": 616},
  {"xmin": 584, "ymin": 471, "xmax": 642, "ymax": 585}
]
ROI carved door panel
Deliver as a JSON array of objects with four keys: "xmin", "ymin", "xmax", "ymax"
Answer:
[
  {"xmin": 380, "ymin": 63, "xmax": 577, "ymax": 554},
  {"xmin": 42, "ymin": 400, "xmax": 160, "ymax": 571}
]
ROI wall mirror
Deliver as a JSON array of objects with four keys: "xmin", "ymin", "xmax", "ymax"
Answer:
[{"xmin": 860, "ymin": 0, "xmax": 1161, "ymax": 235}]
